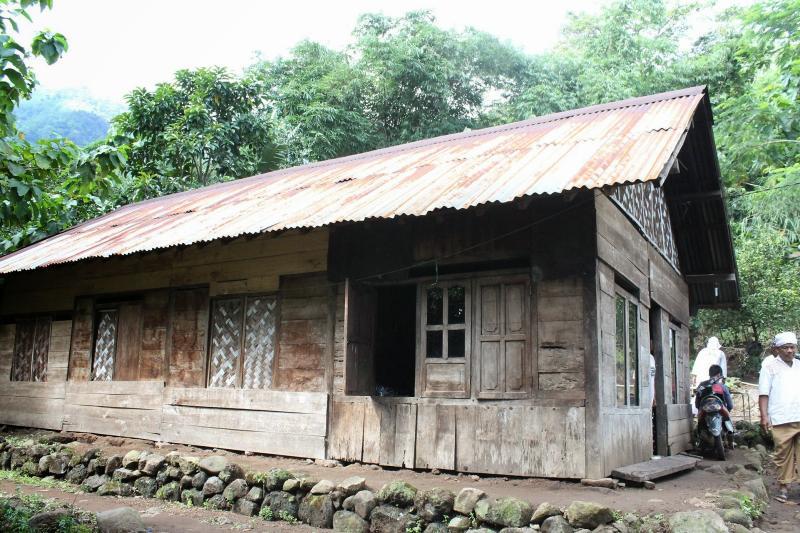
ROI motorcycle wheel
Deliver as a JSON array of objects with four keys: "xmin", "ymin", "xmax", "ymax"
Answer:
[{"xmin": 714, "ymin": 435, "xmax": 725, "ymax": 461}]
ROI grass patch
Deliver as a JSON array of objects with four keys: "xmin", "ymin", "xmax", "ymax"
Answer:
[
  {"xmin": 0, "ymin": 490, "xmax": 95, "ymax": 533},
  {"xmin": 0, "ymin": 470, "xmax": 78, "ymax": 493}
]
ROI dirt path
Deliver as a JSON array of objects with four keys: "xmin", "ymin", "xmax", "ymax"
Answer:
[{"xmin": 3, "ymin": 427, "xmax": 799, "ymax": 531}]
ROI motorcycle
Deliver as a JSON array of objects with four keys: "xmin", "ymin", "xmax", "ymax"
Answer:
[{"xmin": 696, "ymin": 394, "xmax": 734, "ymax": 460}]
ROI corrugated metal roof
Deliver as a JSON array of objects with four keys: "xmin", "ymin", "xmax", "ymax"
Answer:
[{"xmin": 0, "ymin": 86, "xmax": 707, "ymax": 274}]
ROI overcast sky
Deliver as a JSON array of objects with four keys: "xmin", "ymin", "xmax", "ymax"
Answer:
[{"xmin": 19, "ymin": 0, "xmax": 607, "ymax": 102}]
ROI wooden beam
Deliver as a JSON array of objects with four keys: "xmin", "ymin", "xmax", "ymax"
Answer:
[{"xmin": 685, "ymin": 273, "xmax": 736, "ymax": 283}]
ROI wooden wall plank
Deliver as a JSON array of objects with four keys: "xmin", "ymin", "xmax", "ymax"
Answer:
[
  {"xmin": 648, "ymin": 248, "xmax": 689, "ymax": 325},
  {"xmin": 0, "ymin": 381, "xmax": 65, "ymax": 430},
  {"xmin": 163, "ymin": 387, "xmax": 327, "ymax": 414},
  {"xmin": 274, "ymin": 273, "xmax": 329, "ymax": 392},
  {"xmin": 163, "ymin": 404, "xmax": 326, "ymax": 436},
  {"xmin": 63, "ymin": 404, "xmax": 161, "ymax": 440},
  {"xmin": 362, "ymin": 401, "xmax": 382, "ymax": 464},
  {"xmin": 452, "ymin": 404, "xmax": 586, "ymax": 478},
  {"xmin": 47, "ymin": 320, "xmax": 71, "ymax": 382},
  {"xmin": 415, "ymin": 404, "xmax": 456, "ymax": 470},
  {"xmin": 327, "ymin": 400, "xmax": 365, "ymax": 462},
  {"xmin": 161, "ymin": 423, "xmax": 326, "ymax": 459}
]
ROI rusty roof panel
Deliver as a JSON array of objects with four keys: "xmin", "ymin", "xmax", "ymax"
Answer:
[{"xmin": 0, "ymin": 86, "xmax": 707, "ymax": 274}]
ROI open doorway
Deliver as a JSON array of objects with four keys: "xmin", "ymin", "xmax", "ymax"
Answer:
[{"xmin": 373, "ymin": 285, "xmax": 416, "ymax": 396}]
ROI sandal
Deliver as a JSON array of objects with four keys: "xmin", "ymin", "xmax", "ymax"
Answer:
[{"xmin": 774, "ymin": 491, "xmax": 789, "ymax": 503}]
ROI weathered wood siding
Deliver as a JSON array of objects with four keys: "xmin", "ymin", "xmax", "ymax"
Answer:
[
  {"xmin": 161, "ymin": 388, "xmax": 327, "ymax": 458},
  {"xmin": 594, "ymin": 194, "xmax": 654, "ymax": 476},
  {"xmin": 274, "ymin": 273, "xmax": 331, "ymax": 392},
  {"xmin": 328, "ymin": 398, "xmax": 585, "ymax": 477},
  {"xmin": 591, "ymin": 192, "xmax": 692, "ymax": 476},
  {"xmin": 537, "ymin": 278, "xmax": 585, "ymax": 400},
  {"xmin": 3, "ymin": 230, "xmax": 329, "ymax": 315},
  {"xmin": 48, "ymin": 320, "xmax": 72, "ymax": 382},
  {"xmin": 63, "ymin": 381, "xmax": 163, "ymax": 440}
]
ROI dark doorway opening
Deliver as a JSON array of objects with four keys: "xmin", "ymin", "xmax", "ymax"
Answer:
[{"xmin": 373, "ymin": 285, "xmax": 416, "ymax": 396}]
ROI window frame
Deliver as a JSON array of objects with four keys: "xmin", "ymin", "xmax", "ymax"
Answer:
[
  {"xmin": 668, "ymin": 323, "xmax": 680, "ymax": 404},
  {"xmin": 614, "ymin": 286, "xmax": 640, "ymax": 407},
  {"xmin": 10, "ymin": 316, "xmax": 51, "ymax": 382},
  {"xmin": 420, "ymin": 281, "xmax": 470, "ymax": 363},
  {"xmin": 206, "ymin": 292, "xmax": 279, "ymax": 390}
]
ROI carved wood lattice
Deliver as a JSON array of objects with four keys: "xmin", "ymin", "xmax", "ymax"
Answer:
[
  {"xmin": 92, "ymin": 310, "xmax": 117, "ymax": 381},
  {"xmin": 609, "ymin": 182, "xmax": 680, "ymax": 270}
]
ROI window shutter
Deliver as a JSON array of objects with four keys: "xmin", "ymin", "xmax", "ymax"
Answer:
[
  {"xmin": 168, "ymin": 288, "xmax": 209, "ymax": 387},
  {"xmin": 344, "ymin": 280, "xmax": 376, "ymax": 395},
  {"xmin": 475, "ymin": 278, "xmax": 530, "ymax": 399},
  {"xmin": 68, "ymin": 297, "xmax": 95, "ymax": 381}
]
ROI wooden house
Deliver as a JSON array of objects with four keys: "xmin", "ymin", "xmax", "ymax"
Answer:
[{"xmin": 0, "ymin": 87, "xmax": 738, "ymax": 479}]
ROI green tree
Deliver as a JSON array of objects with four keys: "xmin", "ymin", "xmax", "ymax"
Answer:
[
  {"xmin": 113, "ymin": 67, "xmax": 277, "ymax": 202},
  {"xmin": 0, "ymin": 0, "xmax": 124, "ymax": 252},
  {"xmin": 250, "ymin": 41, "xmax": 374, "ymax": 167},
  {"xmin": 508, "ymin": 0, "xmax": 704, "ymax": 119},
  {"xmin": 353, "ymin": 11, "xmax": 527, "ymax": 145}
]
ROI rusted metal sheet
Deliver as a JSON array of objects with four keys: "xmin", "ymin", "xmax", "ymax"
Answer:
[{"xmin": 0, "ymin": 87, "xmax": 707, "ymax": 274}]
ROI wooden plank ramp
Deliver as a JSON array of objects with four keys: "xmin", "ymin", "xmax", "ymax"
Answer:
[{"xmin": 611, "ymin": 454, "xmax": 699, "ymax": 483}]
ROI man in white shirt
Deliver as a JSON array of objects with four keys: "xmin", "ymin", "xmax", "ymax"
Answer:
[{"xmin": 759, "ymin": 331, "xmax": 800, "ymax": 503}]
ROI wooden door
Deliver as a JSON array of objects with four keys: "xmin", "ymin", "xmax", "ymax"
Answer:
[
  {"xmin": 475, "ymin": 276, "xmax": 530, "ymax": 399},
  {"xmin": 344, "ymin": 279, "xmax": 376, "ymax": 395}
]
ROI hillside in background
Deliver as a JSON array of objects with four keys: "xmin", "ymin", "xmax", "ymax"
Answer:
[{"xmin": 14, "ymin": 87, "xmax": 124, "ymax": 146}]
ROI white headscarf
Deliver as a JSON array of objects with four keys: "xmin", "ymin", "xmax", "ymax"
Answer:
[
  {"xmin": 692, "ymin": 337, "xmax": 727, "ymax": 377},
  {"xmin": 774, "ymin": 332, "xmax": 797, "ymax": 347}
]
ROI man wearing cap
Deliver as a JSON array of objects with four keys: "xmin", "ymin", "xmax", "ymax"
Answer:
[{"xmin": 759, "ymin": 332, "xmax": 800, "ymax": 503}]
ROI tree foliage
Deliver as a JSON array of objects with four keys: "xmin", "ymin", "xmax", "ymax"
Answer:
[
  {"xmin": 0, "ymin": 0, "xmax": 124, "ymax": 252},
  {"xmin": 112, "ymin": 67, "xmax": 276, "ymax": 203}
]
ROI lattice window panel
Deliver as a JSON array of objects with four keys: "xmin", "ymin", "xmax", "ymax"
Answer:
[
  {"xmin": 31, "ymin": 318, "xmax": 50, "ymax": 381},
  {"xmin": 243, "ymin": 297, "xmax": 277, "ymax": 389},
  {"xmin": 92, "ymin": 310, "xmax": 117, "ymax": 381},
  {"xmin": 208, "ymin": 299, "xmax": 244, "ymax": 388},
  {"xmin": 609, "ymin": 182, "xmax": 680, "ymax": 270},
  {"xmin": 11, "ymin": 318, "xmax": 50, "ymax": 382},
  {"xmin": 208, "ymin": 296, "xmax": 277, "ymax": 389},
  {"xmin": 11, "ymin": 320, "xmax": 34, "ymax": 381}
]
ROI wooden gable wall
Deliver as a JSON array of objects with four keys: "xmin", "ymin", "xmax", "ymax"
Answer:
[{"xmin": 587, "ymin": 192, "xmax": 691, "ymax": 478}]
